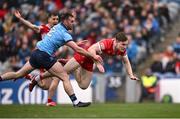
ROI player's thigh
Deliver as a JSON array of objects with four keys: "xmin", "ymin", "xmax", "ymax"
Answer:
[
  {"xmin": 50, "ymin": 77, "xmax": 60, "ymax": 88},
  {"xmin": 16, "ymin": 61, "xmax": 34, "ymax": 76},
  {"xmin": 48, "ymin": 62, "xmax": 68, "ymax": 81},
  {"xmin": 63, "ymin": 58, "xmax": 80, "ymax": 74}
]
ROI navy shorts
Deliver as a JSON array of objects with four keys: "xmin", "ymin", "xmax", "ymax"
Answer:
[{"xmin": 29, "ymin": 49, "xmax": 57, "ymax": 70}]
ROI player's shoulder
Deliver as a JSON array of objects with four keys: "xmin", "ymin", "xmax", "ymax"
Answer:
[
  {"xmin": 101, "ymin": 38, "xmax": 113, "ymax": 43},
  {"xmin": 40, "ymin": 24, "xmax": 49, "ymax": 28},
  {"xmin": 40, "ymin": 24, "xmax": 46, "ymax": 27},
  {"xmin": 100, "ymin": 38, "xmax": 113, "ymax": 46},
  {"xmin": 40, "ymin": 24, "xmax": 50, "ymax": 30}
]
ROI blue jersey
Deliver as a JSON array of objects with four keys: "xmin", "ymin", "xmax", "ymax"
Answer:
[{"xmin": 37, "ymin": 23, "xmax": 72, "ymax": 55}]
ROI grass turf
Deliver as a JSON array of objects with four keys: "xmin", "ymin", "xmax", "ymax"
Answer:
[{"xmin": 0, "ymin": 103, "xmax": 180, "ymax": 118}]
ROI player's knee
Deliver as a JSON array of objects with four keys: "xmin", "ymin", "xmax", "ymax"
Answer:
[
  {"xmin": 40, "ymin": 85, "xmax": 49, "ymax": 90},
  {"xmin": 59, "ymin": 73, "xmax": 69, "ymax": 81},
  {"xmin": 38, "ymin": 82, "xmax": 49, "ymax": 90},
  {"xmin": 78, "ymin": 80, "xmax": 91, "ymax": 90},
  {"xmin": 81, "ymin": 87, "xmax": 88, "ymax": 90},
  {"xmin": 79, "ymin": 84, "xmax": 88, "ymax": 90}
]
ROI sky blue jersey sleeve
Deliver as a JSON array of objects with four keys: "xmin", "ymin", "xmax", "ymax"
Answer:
[{"xmin": 63, "ymin": 32, "xmax": 73, "ymax": 42}]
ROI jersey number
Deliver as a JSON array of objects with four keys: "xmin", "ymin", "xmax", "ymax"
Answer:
[{"xmin": 47, "ymin": 27, "xmax": 56, "ymax": 37}]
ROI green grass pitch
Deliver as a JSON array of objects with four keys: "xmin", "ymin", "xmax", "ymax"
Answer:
[{"xmin": 0, "ymin": 103, "xmax": 180, "ymax": 118}]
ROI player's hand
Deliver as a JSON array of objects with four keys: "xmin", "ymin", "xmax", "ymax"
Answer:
[
  {"xmin": 93, "ymin": 55, "xmax": 103, "ymax": 64},
  {"xmin": 130, "ymin": 75, "xmax": 139, "ymax": 80},
  {"xmin": 96, "ymin": 63, "xmax": 105, "ymax": 73},
  {"xmin": 14, "ymin": 10, "xmax": 21, "ymax": 19}
]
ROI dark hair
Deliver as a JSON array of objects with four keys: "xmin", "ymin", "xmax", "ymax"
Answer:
[
  {"xmin": 48, "ymin": 12, "xmax": 59, "ymax": 18},
  {"xmin": 115, "ymin": 32, "xmax": 128, "ymax": 42},
  {"xmin": 60, "ymin": 10, "xmax": 74, "ymax": 21}
]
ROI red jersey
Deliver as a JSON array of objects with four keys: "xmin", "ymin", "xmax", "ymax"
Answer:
[
  {"xmin": 74, "ymin": 38, "xmax": 126, "ymax": 71},
  {"xmin": 39, "ymin": 24, "xmax": 50, "ymax": 39},
  {"xmin": 99, "ymin": 38, "xmax": 126, "ymax": 56}
]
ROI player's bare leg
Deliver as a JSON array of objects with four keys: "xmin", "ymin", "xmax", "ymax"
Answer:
[
  {"xmin": 45, "ymin": 57, "xmax": 78, "ymax": 106},
  {"xmin": 26, "ymin": 71, "xmax": 58, "ymax": 106},
  {"xmin": 38, "ymin": 77, "xmax": 53, "ymax": 90},
  {"xmin": 74, "ymin": 67, "xmax": 93, "ymax": 89},
  {"xmin": 0, "ymin": 61, "xmax": 34, "ymax": 81},
  {"xmin": 40, "ymin": 62, "xmax": 73, "ymax": 97},
  {"xmin": 63, "ymin": 58, "xmax": 93, "ymax": 90},
  {"xmin": 47, "ymin": 62, "xmax": 83, "ymax": 106},
  {"xmin": 46, "ymin": 77, "xmax": 59, "ymax": 106},
  {"xmin": 63, "ymin": 58, "xmax": 80, "ymax": 74}
]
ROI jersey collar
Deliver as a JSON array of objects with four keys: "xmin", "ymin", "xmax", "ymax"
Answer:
[
  {"xmin": 46, "ymin": 24, "xmax": 51, "ymax": 28},
  {"xmin": 61, "ymin": 22, "xmax": 68, "ymax": 31}
]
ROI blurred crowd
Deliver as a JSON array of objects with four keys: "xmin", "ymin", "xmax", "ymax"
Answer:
[
  {"xmin": 149, "ymin": 33, "xmax": 180, "ymax": 78},
  {"xmin": 140, "ymin": 33, "xmax": 180, "ymax": 102},
  {"xmin": 0, "ymin": 0, "xmax": 179, "ymax": 75}
]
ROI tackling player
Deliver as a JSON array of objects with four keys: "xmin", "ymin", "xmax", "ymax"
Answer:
[{"xmin": 0, "ymin": 10, "xmax": 102, "ymax": 107}]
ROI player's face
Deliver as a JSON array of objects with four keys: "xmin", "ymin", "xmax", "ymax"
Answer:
[
  {"xmin": 49, "ymin": 15, "xmax": 59, "ymax": 26},
  {"xmin": 66, "ymin": 16, "xmax": 75, "ymax": 30},
  {"xmin": 115, "ymin": 40, "xmax": 128, "ymax": 52}
]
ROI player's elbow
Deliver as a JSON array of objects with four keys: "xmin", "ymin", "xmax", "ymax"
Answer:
[{"xmin": 38, "ymin": 84, "xmax": 49, "ymax": 90}]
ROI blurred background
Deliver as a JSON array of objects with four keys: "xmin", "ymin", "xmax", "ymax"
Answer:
[{"xmin": 0, "ymin": 0, "xmax": 180, "ymax": 105}]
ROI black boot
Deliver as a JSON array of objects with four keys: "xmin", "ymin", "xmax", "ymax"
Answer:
[{"xmin": 73, "ymin": 101, "xmax": 91, "ymax": 107}]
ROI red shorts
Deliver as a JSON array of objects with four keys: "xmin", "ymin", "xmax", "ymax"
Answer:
[{"xmin": 74, "ymin": 52, "xmax": 94, "ymax": 72}]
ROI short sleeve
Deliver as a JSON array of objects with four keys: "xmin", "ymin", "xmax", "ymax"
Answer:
[
  {"xmin": 100, "ymin": 39, "xmax": 107, "ymax": 47},
  {"xmin": 99, "ymin": 39, "xmax": 111, "ymax": 50},
  {"xmin": 63, "ymin": 32, "xmax": 73, "ymax": 42}
]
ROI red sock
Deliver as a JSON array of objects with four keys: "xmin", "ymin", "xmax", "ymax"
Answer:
[
  {"xmin": 40, "ymin": 74, "xmax": 43, "ymax": 80},
  {"xmin": 25, "ymin": 74, "xmax": 31, "ymax": 80},
  {"xmin": 48, "ymin": 99, "xmax": 53, "ymax": 103}
]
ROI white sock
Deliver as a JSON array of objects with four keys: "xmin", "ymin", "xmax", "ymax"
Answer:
[
  {"xmin": 73, "ymin": 100, "xmax": 79, "ymax": 105},
  {"xmin": 35, "ymin": 75, "xmax": 40, "ymax": 82}
]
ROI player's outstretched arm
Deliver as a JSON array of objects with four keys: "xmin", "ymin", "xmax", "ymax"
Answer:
[
  {"xmin": 14, "ymin": 10, "xmax": 40, "ymax": 33},
  {"xmin": 122, "ymin": 55, "xmax": 139, "ymax": 80},
  {"xmin": 66, "ymin": 41, "xmax": 103, "ymax": 63}
]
